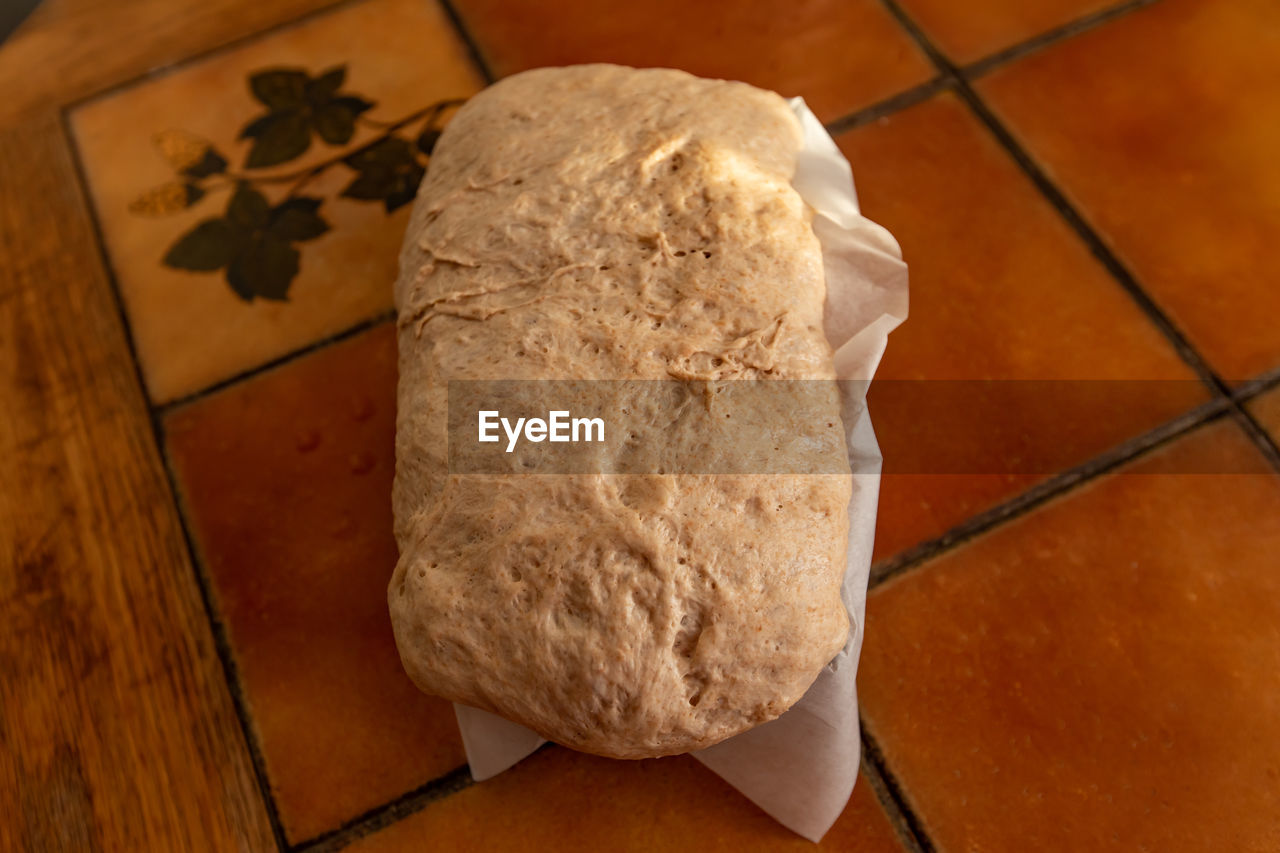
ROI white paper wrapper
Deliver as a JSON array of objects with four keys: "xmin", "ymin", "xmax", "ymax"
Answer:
[{"xmin": 451, "ymin": 97, "xmax": 909, "ymax": 842}]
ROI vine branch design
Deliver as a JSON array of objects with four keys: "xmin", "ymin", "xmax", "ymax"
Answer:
[{"xmin": 130, "ymin": 63, "xmax": 466, "ymax": 302}]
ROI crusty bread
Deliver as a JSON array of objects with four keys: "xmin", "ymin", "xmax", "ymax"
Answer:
[{"xmin": 388, "ymin": 65, "xmax": 851, "ymax": 759}]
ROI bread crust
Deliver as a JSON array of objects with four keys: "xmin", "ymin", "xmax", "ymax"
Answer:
[{"xmin": 389, "ymin": 65, "xmax": 851, "ymax": 759}]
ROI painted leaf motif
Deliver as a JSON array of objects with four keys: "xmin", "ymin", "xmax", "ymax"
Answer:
[
  {"xmin": 226, "ymin": 232, "xmax": 299, "ymax": 301},
  {"xmin": 145, "ymin": 68, "xmax": 458, "ymax": 301},
  {"xmin": 352, "ymin": 137, "xmax": 417, "ymax": 168},
  {"xmin": 239, "ymin": 113, "xmax": 276, "ymax": 139},
  {"xmin": 163, "ymin": 219, "xmax": 244, "ymax": 271},
  {"xmin": 129, "ymin": 182, "xmax": 205, "ymax": 216},
  {"xmin": 341, "ymin": 171, "xmax": 394, "ymax": 200},
  {"xmin": 243, "ymin": 111, "xmax": 311, "ymax": 168},
  {"xmin": 183, "ymin": 148, "xmax": 228, "ymax": 179},
  {"xmin": 332, "ymin": 95, "xmax": 374, "ymax": 115},
  {"xmin": 241, "ymin": 66, "xmax": 379, "ymax": 167},
  {"xmin": 416, "ymin": 127, "xmax": 441, "ymax": 156},
  {"xmin": 306, "ymin": 66, "xmax": 346, "ymax": 104},
  {"xmin": 341, "ymin": 137, "xmax": 424, "ymax": 212},
  {"xmin": 269, "ymin": 197, "xmax": 330, "ymax": 241},
  {"xmin": 381, "ymin": 175, "xmax": 422, "ymax": 212},
  {"xmin": 227, "ymin": 184, "xmax": 271, "ymax": 229},
  {"xmin": 313, "ymin": 103, "xmax": 357, "ymax": 145},
  {"xmin": 153, "ymin": 129, "xmax": 214, "ymax": 172},
  {"xmin": 313, "ymin": 95, "xmax": 374, "ymax": 144},
  {"xmin": 249, "ymin": 69, "xmax": 309, "ymax": 110}
]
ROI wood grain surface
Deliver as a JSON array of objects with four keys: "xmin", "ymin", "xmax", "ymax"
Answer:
[
  {"xmin": 0, "ymin": 0, "xmax": 347, "ymax": 127},
  {"xmin": 0, "ymin": 114, "xmax": 275, "ymax": 851}
]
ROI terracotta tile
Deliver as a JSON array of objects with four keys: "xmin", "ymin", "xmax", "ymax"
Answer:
[
  {"xmin": 71, "ymin": 0, "xmax": 484, "ymax": 403},
  {"xmin": 349, "ymin": 747, "xmax": 906, "ymax": 851},
  {"xmin": 979, "ymin": 0, "xmax": 1280, "ymax": 382},
  {"xmin": 451, "ymin": 0, "xmax": 934, "ymax": 122},
  {"xmin": 164, "ymin": 324, "xmax": 464, "ymax": 843},
  {"xmin": 1247, "ymin": 386, "xmax": 1280, "ymax": 443},
  {"xmin": 834, "ymin": 92, "xmax": 1204, "ymax": 561},
  {"xmin": 860, "ymin": 420, "xmax": 1280, "ymax": 851},
  {"xmin": 896, "ymin": 0, "xmax": 1119, "ymax": 64}
]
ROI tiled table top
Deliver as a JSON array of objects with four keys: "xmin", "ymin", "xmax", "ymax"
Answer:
[{"xmin": 5, "ymin": 0, "xmax": 1280, "ymax": 850}]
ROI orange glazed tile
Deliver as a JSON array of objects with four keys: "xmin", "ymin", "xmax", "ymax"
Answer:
[
  {"xmin": 164, "ymin": 324, "xmax": 464, "ymax": 843},
  {"xmin": 859, "ymin": 420, "xmax": 1280, "ymax": 851},
  {"xmin": 979, "ymin": 0, "xmax": 1280, "ymax": 383},
  {"xmin": 349, "ymin": 747, "xmax": 906, "ymax": 851},
  {"xmin": 71, "ymin": 0, "xmax": 483, "ymax": 403},
  {"xmin": 834, "ymin": 92, "xmax": 1204, "ymax": 561},
  {"xmin": 450, "ymin": 0, "xmax": 934, "ymax": 122},
  {"xmin": 896, "ymin": 0, "xmax": 1119, "ymax": 64}
]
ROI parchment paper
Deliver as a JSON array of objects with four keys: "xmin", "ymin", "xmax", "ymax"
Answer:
[{"xmin": 451, "ymin": 97, "xmax": 909, "ymax": 842}]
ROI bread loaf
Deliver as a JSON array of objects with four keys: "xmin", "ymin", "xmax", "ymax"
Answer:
[{"xmin": 389, "ymin": 65, "xmax": 851, "ymax": 759}]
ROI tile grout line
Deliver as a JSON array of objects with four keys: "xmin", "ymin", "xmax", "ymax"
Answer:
[
  {"xmin": 155, "ymin": 425, "xmax": 295, "ymax": 851},
  {"xmin": 1233, "ymin": 365, "xmax": 1280, "ymax": 401},
  {"xmin": 860, "ymin": 741, "xmax": 929, "ymax": 853},
  {"xmin": 824, "ymin": 76, "xmax": 950, "ymax": 135},
  {"xmin": 801, "ymin": 0, "xmax": 1156, "ymax": 140},
  {"xmin": 1224, "ymin": 403, "xmax": 1280, "ymax": 472},
  {"xmin": 952, "ymin": 88, "xmax": 1226, "ymax": 393},
  {"xmin": 296, "ymin": 742, "xmax": 566, "ymax": 852},
  {"xmin": 293, "ymin": 764, "xmax": 476, "ymax": 853},
  {"xmin": 961, "ymin": 0, "xmax": 1160, "ymax": 79},
  {"xmin": 869, "ymin": 397, "xmax": 1233, "ymax": 588},
  {"xmin": 861, "ymin": 725, "xmax": 937, "ymax": 853},
  {"xmin": 157, "ymin": 309, "xmax": 395, "ymax": 415},
  {"xmin": 57, "ymin": 110, "xmax": 293, "ymax": 853},
  {"xmin": 62, "ymin": 0, "xmax": 367, "ymax": 115},
  {"xmin": 435, "ymin": 0, "xmax": 498, "ymax": 85},
  {"xmin": 1215, "ymin": 356, "xmax": 1280, "ymax": 472}
]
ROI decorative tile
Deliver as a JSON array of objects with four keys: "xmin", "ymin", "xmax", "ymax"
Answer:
[
  {"xmin": 896, "ymin": 0, "xmax": 1120, "ymax": 64},
  {"xmin": 834, "ymin": 92, "xmax": 1205, "ymax": 562},
  {"xmin": 348, "ymin": 747, "xmax": 906, "ymax": 851},
  {"xmin": 450, "ymin": 0, "xmax": 934, "ymax": 122},
  {"xmin": 164, "ymin": 323, "xmax": 465, "ymax": 844},
  {"xmin": 860, "ymin": 420, "xmax": 1280, "ymax": 850},
  {"xmin": 71, "ymin": 0, "xmax": 484, "ymax": 403},
  {"xmin": 979, "ymin": 0, "xmax": 1280, "ymax": 383}
]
